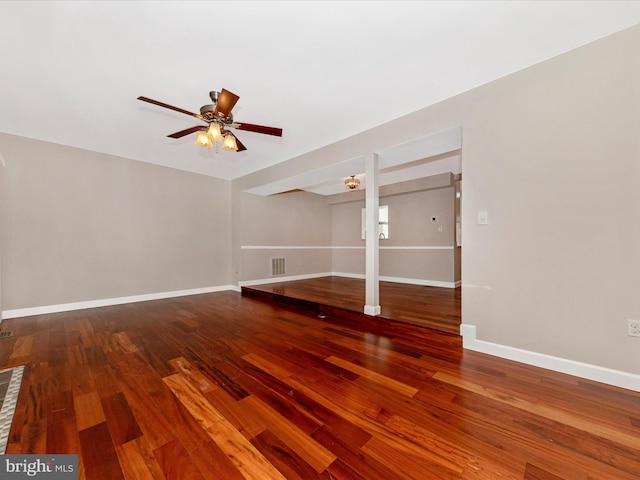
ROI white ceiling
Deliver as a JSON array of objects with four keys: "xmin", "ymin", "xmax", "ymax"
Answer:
[{"xmin": 2, "ymin": 1, "xmax": 640, "ymax": 192}]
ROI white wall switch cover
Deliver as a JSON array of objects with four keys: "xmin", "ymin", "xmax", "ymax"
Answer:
[{"xmin": 478, "ymin": 211, "xmax": 489, "ymax": 225}]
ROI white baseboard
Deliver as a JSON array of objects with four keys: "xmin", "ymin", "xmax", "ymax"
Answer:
[
  {"xmin": 460, "ymin": 324, "xmax": 640, "ymax": 393},
  {"xmin": 1, "ymin": 285, "xmax": 238, "ymax": 319},
  {"xmin": 331, "ymin": 272, "xmax": 365, "ymax": 280},
  {"xmin": 239, "ymin": 272, "xmax": 334, "ymax": 287},
  {"xmin": 379, "ymin": 275, "xmax": 458, "ymax": 289},
  {"xmin": 241, "ymin": 272, "xmax": 458, "ymax": 289},
  {"xmin": 1, "ymin": 274, "xmax": 457, "ymax": 320},
  {"xmin": 334, "ymin": 272, "xmax": 458, "ymax": 289}
]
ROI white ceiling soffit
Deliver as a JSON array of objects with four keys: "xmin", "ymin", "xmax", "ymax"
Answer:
[
  {"xmin": 244, "ymin": 155, "xmax": 367, "ymax": 197},
  {"xmin": 377, "ymin": 126, "xmax": 461, "ymax": 170},
  {"xmin": 305, "ymin": 153, "xmax": 461, "ymax": 197},
  {"xmin": 1, "ymin": 2, "xmax": 640, "ymax": 181},
  {"xmin": 245, "ymin": 127, "xmax": 462, "ymax": 196}
]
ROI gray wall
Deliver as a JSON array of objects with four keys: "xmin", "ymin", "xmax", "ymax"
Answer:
[
  {"xmin": 239, "ymin": 180, "xmax": 460, "ymax": 286},
  {"xmin": 460, "ymin": 25, "xmax": 640, "ymax": 374},
  {"xmin": 239, "ymin": 190, "xmax": 332, "ymax": 282},
  {"xmin": 330, "ymin": 199, "xmax": 364, "ymax": 275},
  {"xmin": 0, "ymin": 133, "xmax": 231, "ymax": 311},
  {"xmin": 331, "ymin": 184, "xmax": 459, "ymax": 285},
  {"xmin": 236, "ymin": 25, "xmax": 640, "ymax": 376}
]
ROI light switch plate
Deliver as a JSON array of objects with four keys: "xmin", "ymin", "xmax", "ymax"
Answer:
[{"xmin": 478, "ymin": 211, "xmax": 489, "ymax": 225}]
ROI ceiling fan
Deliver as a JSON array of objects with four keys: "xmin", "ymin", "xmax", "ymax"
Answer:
[{"xmin": 137, "ymin": 88, "xmax": 283, "ymax": 152}]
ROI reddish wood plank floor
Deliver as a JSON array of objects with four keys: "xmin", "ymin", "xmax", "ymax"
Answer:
[
  {"xmin": 242, "ymin": 276, "xmax": 461, "ymax": 334},
  {"xmin": 0, "ymin": 291, "xmax": 639, "ymax": 479}
]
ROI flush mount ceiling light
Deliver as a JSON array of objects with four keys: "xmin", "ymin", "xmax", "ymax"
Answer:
[{"xmin": 345, "ymin": 175, "xmax": 360, "ymax": 190}]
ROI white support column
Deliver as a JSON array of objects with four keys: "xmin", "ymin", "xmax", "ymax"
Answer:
[{"xmin": 364, "ymin": 152, "xmax": 381, "ymax": 316}]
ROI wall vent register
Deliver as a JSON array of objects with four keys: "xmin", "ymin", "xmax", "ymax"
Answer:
[{"xmin": 271, "ymin": 257, "xmax": 286, "ymax": 276}]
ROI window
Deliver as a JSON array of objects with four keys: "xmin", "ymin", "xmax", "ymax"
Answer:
[{"xmin": 361, "ymin": 205, "xmax": 389, "ymax": 240}]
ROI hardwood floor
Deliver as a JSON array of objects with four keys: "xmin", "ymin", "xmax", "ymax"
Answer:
[
  {"xmin": 242, "ymin": 276, "xmax": 461, "ymax": 334},
  {"xmin": 0, "ymin": 291, "xmax": 639, "ymax": 479}
]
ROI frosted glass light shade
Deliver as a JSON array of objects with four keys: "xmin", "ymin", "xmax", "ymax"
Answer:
[
  {"xmin": 195, "ymin": 130, "xmax": 212, "ymax": 148},
  {"xmin": 222, "ymin": 133, "xmax": 238, "ymax": 151}
]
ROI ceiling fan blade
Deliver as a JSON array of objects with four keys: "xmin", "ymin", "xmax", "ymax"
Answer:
[
  {"xmin": 213, "ymin": 88, "xmax": 240, "ymax": 119},
  {"xmin": 137, "ymin": 96, "xmax": 202, "ymax": 120},
  {"xmin": 167, "ymin": 125, "xmax": 202, "ymax": 139},
  {"xmin": 234, "ymin": 122, "xmax": 283, "ymax": 137},
  {"xmin": 233, "ymin": 133, "xmax": 247, "ymax": 152}
]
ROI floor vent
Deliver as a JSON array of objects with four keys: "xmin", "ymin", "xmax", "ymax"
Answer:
[
  {"xmin": 0, "ymin": 331, "xmax": 13, "ymax": 339},
  {"xmin": 271, "ymin": 257, "xmax": 286, "ymax": 276}
]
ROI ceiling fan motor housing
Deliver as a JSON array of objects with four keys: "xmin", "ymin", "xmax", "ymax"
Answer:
[
  {"xmin": 200, "ymin": 105, "xmax": 232, "ymax": 124},
  {"xmin": 200, "ymin": 104, "xmax": 216, "ymax": 121}
]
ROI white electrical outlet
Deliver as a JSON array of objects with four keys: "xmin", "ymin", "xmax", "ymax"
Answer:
[{"xmin": 628, "ymin": 319, "xmax": 640, "ymax": 337}]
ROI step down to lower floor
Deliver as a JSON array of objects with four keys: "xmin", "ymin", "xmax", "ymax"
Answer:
[{"xmin": 240, "ymin": 286, "xmax": 457, "ymax": 336}]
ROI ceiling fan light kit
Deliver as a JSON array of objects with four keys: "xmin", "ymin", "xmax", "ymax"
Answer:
[
  {"xmin": 207, "ymin": 122, "xmax": 222, "ymax": 142},
  {"xmin": 195, "ymin": 129, "xmax": 212, "ymax": 148},
  {"xmin": 222, "ymin": 133, "xmax": 238, "ymax": 151},
  {"xmin": 137, "ymin": 88, "xmax": 283, "ymax": 153}
]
